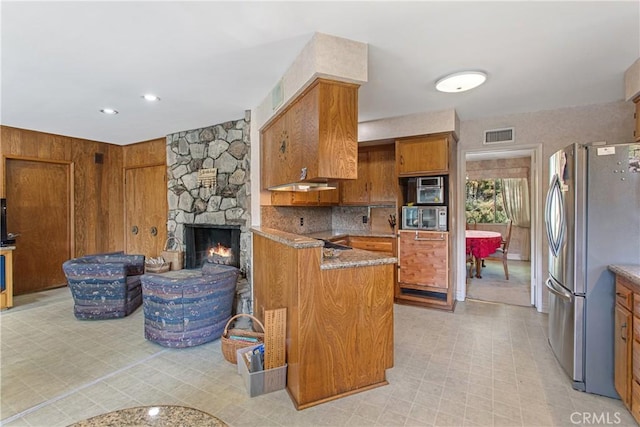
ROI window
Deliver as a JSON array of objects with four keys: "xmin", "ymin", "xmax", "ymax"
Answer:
[{"xmin": 465, "ymin": 179, "xmax": 508, "ymax": 224}]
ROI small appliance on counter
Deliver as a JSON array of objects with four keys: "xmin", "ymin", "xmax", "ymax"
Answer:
[
  {"xmin": 406, "ymin": 176, "xmax": 447, "ymax": 205},
  {"xmin": 401, "ymin": 206, "xmax": 447, "ymax": 231}
]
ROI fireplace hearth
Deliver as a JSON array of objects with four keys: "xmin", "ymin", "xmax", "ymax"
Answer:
[{"xmin": 184, "ymin": 224, "xmax": 241, "ymax": 269}]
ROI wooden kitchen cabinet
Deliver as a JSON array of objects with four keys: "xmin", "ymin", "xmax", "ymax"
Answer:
[
  {"xmin": 252, "ymin": 231, "xmax": 394, "ymax": 410},
  {"xmin": 396, "ymin": 230, "xmax": 454, "ymax": 310},
  {"xmin": 634, "ymin": 98, "xmax": 640, "ymax": 142},
  {"xmin": 270, "ymin": 186, "xmax": 340, "ymax": 206},
  {"xmin": 396, "ymin": 134, "xmax": 450, "ymax": 176},
  {"xmin": 261, "ymin": 78, "xmax": 359, "ymax": 190},
  {"xmin": 0, "ymin": 248, "xmax": 14, "ymax": 309},
  {"xmin": 613, "ymin": 274, "xmax": 640, "ymax": 422},
  {"xmin": 341, "ymin": 144, "xmax": 396, "ymax": 205},
  {"xmin": 615, "ymin": 291, "xmax": 632, "ymax": 407}
]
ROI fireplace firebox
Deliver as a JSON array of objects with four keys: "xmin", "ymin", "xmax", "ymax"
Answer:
[{"xmin": 184, "ymin": 225, "xmax": 241, "ymax": 269}]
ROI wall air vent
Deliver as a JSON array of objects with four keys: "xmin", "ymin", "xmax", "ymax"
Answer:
[{"xmin": 483, "ymin": 127, "xmax": 515, "ymax": 145}]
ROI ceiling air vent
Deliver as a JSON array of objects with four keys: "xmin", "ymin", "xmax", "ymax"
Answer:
[{"xmin": 483, "ymin": 127, "xmax": 514, "ymax": 145}]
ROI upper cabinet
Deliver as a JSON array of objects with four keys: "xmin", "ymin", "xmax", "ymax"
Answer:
[
  {"xmin": 261, "ymin": 78, "xmax": 359, "ymax": 190},
  {"xmin": 270, "ymin": 186, "xmax": 340, "ymax": 206},
  {"xmin": 395, "ymin": 134, "xmax": 451, "ymax": 176},
  {"xmin": 341, "ymin": 144, "xmax": 396, "ymax": 205},
  {"xmin": 634, "ymin": 98, "xmax": 640, "ymax": 142}
]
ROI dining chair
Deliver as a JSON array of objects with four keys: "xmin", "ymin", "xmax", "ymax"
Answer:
[
  {"xmin": 484, "ymin": 220, "xmax": 513, "ymax": 280},
  {"xmin": 465, "ymin": 218, "xmax": 477, "ymax": 277},
  {"xmin": 466, "ymin": 217, "xmax": 477, "ymax": 230}
]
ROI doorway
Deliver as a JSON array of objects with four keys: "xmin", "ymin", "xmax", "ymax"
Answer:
[
  {"xmin": 6, "ymin": 158, "xmax": 72, "ymax": 294},
  {"xmin": 457, "ymin": 145, "xmax": 544, "ymax": 311}
]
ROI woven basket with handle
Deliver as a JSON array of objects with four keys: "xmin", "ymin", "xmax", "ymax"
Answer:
[{"xmin": 221, "ymin": 314, "xmax": 265, "ymax": 364}]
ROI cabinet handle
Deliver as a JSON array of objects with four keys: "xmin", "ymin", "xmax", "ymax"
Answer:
[
  {"xmin": 413, "ymin": 232, "xmax": 446, "ymax": 241},
  {"xmin": 150, "ymin": 226, "xmax": 158, "ymax": 236},
  {"xmin": 400, "ymin": 155, "xmax": 404, "ymax": 165},
  {"xmin": 131, "ymin": 226, "xmax": 139, "ymax": 235},
  {"xmin": 616, "ymin": 292, "xmax": 626, "ymax": 297},
  {"xmin": 622, "ymin": 322, "xmax": 627, "ymax": 342}
]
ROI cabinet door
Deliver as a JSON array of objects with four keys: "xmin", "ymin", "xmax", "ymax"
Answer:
[
  {"xmin": 318, "ymin": 186, "xmax": 340, "ymax": 205},
  {"xmin": 396, "ymin": 136, "xmax": 448, "ymax": 176},
  {"xmin": 340, "ymin": 150, "xmax": 369, "ymax": 204},
  {"xmin": 367, "ymin": 145, "xmax": 397, "ymax": 204},
  {"xmin": 615, "ymin": 304, "xmax": 632, "ymax": 408},
  {"xmin": 634, "ymin": 100, "xmax": 640, "ymax": 142},
  {"xmin": 397, "ymin": 231, "xmax": 448, "ymax": 289}
]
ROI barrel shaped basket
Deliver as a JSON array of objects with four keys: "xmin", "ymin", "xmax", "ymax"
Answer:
[{"xmin": 221, "ymin": 314, "xmax": 265, "ymax": 364}]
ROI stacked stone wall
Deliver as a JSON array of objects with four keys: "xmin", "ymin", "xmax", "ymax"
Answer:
[{"xmin": 166, "ymin": 111, "xmax": 251, "ymax": 281}]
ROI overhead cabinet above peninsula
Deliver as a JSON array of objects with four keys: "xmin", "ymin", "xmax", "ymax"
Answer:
[{"xmin": 260, "ymin": 78, "xmax": 359, "ymax": 190}]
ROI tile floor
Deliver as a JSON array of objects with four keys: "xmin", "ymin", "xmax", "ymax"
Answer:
[
  {"xmin": 1, "ymin": 287, "xmax": 635, "ymax": 427},
  {"xmin": 466, "ymin": 261, "xmax": 531, "ymax": 307}
]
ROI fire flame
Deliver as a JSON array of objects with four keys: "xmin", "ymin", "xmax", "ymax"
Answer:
[{"xmin": 209, "ymin": 243, "xmax": 232, "ymax": 258}]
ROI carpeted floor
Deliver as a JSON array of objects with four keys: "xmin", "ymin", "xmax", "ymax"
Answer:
[{"xmin": 466, "ymin": 259, "xmax": 531, "ymax": 307}]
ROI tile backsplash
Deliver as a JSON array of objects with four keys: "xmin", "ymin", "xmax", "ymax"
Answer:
[{"xmin": 261, "ymin": 205, "xmax": 398, "ymax": 235}]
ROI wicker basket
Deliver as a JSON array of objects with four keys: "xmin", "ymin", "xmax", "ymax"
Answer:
[
  {"xmin": 145, "ymin": 261, "xmax": 170, "ymax": 274},
  {"xmin": 221, "ymin": 314, "xmax": 265, "ymax": 364}
]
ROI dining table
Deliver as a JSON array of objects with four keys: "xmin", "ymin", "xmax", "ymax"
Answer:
[{"xmin": 465, "ymin": 230, "xmax": 503, "ymax": 278}]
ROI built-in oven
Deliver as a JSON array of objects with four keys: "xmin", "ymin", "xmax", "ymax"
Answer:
[
  {"xmin": 401, "ymin": 206, "xmax": 447, "ymax": 231},
  {"xmin": 416, "ymin": 176, "xmax": 445, "ymax": 205}
]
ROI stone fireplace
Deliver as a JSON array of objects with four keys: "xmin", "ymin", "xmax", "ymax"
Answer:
[{"xmin": 166, "ymin": 111, "xmax": 251, "ymax": 313}]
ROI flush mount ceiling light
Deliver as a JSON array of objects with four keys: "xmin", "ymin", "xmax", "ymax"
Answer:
[
  {"xmin": 142, "ymin": 94, "xmax": 160, "ymax": 102},
  {"xmin": 100, "ymin": 108, "xmax": 118, "ymax": 115},
  {"xmin": 435, "ymin": 71, "xmax": 487, "ymax": 93}
]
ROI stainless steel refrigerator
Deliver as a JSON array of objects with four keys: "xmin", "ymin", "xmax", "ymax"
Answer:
[{"xmin": 545, "ymin": 142, "xmax": 640, "ymax": 398}]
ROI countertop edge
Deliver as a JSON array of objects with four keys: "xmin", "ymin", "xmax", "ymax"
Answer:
[
  {"xmin": 251, "ymin": 227, "xmax": 323, "ymax": 249},
  {"xmin": 609, "ymin": 265, "xmax": 640, "ymax": 288}
]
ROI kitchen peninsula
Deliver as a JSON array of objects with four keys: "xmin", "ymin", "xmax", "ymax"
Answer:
[{"xmin": 251, "ymin": 227, "xmax": 396, "ymax": 409}]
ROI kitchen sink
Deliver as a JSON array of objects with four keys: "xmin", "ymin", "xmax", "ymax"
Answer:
[{"xmin": 321, "ymin": 240, "xmax": 352, "ymax": 250}]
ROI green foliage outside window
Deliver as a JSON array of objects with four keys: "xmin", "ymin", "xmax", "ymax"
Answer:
[{"xmin": 465, "ymin": 179, "xmax": 508, "ymax": 224}]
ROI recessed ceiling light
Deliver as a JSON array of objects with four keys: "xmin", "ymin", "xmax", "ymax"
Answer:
[
  {"xmin": 100, "ymin": 108, "xmax": 118, "ymax": 115},
  {"xmin": 435, "ymin": 71, "xmax": 487, "ymax": 93},
  {"xmin": 142, "ymin": 94, "xmax": 160, "ymax": 102}
]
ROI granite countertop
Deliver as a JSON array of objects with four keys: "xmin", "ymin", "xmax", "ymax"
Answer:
[
  {"xmin": 69, "ymin": 405, "xmax": 227, "ymax": 426},
  {"xmin": 251, "ymin": 227, "xmax": 397, "ymax": 269},
  {"xmin": 304, "ymin": 229, "xmax": 396, "ymax": 240},
  {"xmin": 0, "ymin": 246, "xmax": 16, "ymax": 251},
  {"xmin": 320, "ymin": 247, "xmax": 396, "ymax": 270},
  {"xmin": 609, "ymin": 265, "xmax": 640, "ymax": 288},
  {"xmin": 251, "ymin": 227, "xmax": 323, "ymax": 249}
]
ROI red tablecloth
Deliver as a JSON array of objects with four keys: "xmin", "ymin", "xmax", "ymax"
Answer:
[{"xmin": 465, "ymin": 230, "xmax": 502, "ymax": 258}]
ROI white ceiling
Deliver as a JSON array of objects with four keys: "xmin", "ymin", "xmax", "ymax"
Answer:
[{"xmin": 2, "ymin": 1, "xmax": 639, "ymax": 145}]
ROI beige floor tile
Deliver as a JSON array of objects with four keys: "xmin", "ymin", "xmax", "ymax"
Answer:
[{"xmin": 3, "ymin": 288, "xmax": 636, "ymax": 427}]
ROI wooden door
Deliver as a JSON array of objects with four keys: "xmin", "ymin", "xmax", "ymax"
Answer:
[
  {"xmin": 125, "ymin": 165, "xmax": 167, "ymax": 258},
  {"xmin": 367, "ymin": 145, "xmax": 396, "ymax": 203},
  {"xmin": 615, "ymin": 304, "xmax": 632, "ymax": 408},
  {"xmin": 396, "ymin": 136, "xmax": 448, "ymax": 176},
  {"xmin": 6, "ymin": 159, "xmax": 71, "ymax": 294}
]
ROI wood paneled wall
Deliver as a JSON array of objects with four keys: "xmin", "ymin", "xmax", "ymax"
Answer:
[{"xmin": 0, "ymin": 127, "xmax": 167, "ymax": 260}]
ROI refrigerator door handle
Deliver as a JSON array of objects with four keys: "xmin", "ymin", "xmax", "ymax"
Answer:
[
  {"xmin": 545, "ymin": 174, "xmax": 565, "ymax": 258},
  {"xmin": 545, "ymin": 277, "xmax": 573, "ymax": 302}
]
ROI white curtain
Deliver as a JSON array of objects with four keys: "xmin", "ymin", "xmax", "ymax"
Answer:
[{"xmin": 501, "ymin": 178, "xmax": 530, "ymax": 228}]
